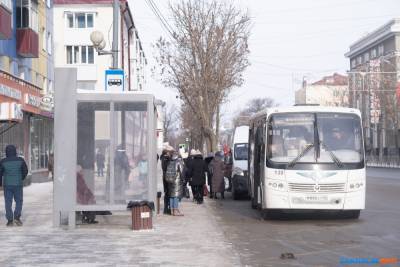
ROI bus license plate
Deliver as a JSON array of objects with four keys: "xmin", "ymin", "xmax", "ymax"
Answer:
[{"xmin": 304, "ymin": 195, "xmax": 329, "ymax": 203}]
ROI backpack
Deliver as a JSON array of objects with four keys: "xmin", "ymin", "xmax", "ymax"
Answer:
[{"xmin": 165, "ymin": 160, "xmax": 177, "ymax": 183}]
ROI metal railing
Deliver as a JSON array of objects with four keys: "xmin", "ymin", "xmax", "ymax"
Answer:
[
  {"xmin": 366, "ymin": 155, "xmax": 400, "ymax": 168},
  {"xmin": 0, "ymin": 69, "xmax": 42, "ymax": 93}
]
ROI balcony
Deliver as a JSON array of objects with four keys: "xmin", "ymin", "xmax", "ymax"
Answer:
[
  {"xmin": 0, "ymin": 4, "xmax": 12, "ymax": 39},
  {"xmin": 16, "ymin": 28, "xmax": 39, "ymax": 58}
]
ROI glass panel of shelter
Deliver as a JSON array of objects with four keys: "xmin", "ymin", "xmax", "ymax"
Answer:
[{"xmin": 76, "ymin": 101, "xmax": 148, "ymax": 207}]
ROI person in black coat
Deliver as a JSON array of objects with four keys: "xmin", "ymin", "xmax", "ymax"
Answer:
[
  {"xmin": 188, "ymin": 151, "xmax": 207, "ymax": 204},
  {"xmin": 160, "ymin": 147, "xmax": 174, "ymax": 214},
  {"xmin": 204, "ymin": 153, "xmax": 214, "ymax": 199}
]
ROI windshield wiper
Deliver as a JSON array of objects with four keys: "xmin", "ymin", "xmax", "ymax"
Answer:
[
  {"xmin": 287, "ymin": 143, "xmax": 314, "ymax": 168},
  {"xmin": 319, "ymin": 141, "xmax": 343, "ymax": 168}
]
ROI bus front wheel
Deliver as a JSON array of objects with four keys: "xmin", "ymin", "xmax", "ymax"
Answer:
[
  {"xmin": 261, "ymin": 209, "xmax": 280, "ymax": 220},
  {"xmin": 342, "ymin": 210, "xmax": 361, "ymax": 219}
]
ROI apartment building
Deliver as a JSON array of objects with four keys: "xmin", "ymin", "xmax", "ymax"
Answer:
[
  {"xmin": 345, "ymin": 18, "xmax": 400, "ymax": 160},
  {"xmin": 0, "ymin": 0, "xmax": 54, "ymax": 180},
  {"xmin": 295, "ymin": 73, "xmax": 349, "ymax": 107},
  {"xmin": 53, "ymin": 0, "xmax": 146, "ymax": 91}
]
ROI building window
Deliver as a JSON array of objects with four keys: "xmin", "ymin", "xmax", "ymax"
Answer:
[
  {"xmin": 66, "ymin": 45, "xmax": 94, "ymax": 64},
  {"xmin": 0, "ymin": 0, "xmax": 12, "ymax": 11},
  {"xmin": 65, "ymin": 12, "xmax": 95, "ymax": 28},
  {"xmin": 378, "ymin": 45, "xmax": 384, "ymax": 56},
  {"xmin": 48, "ymin": 80, "xmax": 53, "ymax": 93},
  {"xmin": 351, "ymin": 59, "xmax": 356, "ymax": 68},
  {"xmin": 42, "ymin": 27, "xmax": 46, "ymax": 51},
  {"xmin": 357, "ymin": 56, "xmax": 362, "ymax": 65},
  {"xmin": 364, "ymin": 52, "xmax": 369, "ymax": 62},
  {"xmin": 371, "ymin": 48, "xmax": 377, "ymax": 58},
  {"xmin": 67, "ymin": 13, "xmax": 73, "ymax": 28},
  {"xmin": 16, "ymin": 0, "xmax": 39, "ymax": 32},
  {"xmin": 47, "ymin": 32, "xmax": 52, "ymax": 55}
]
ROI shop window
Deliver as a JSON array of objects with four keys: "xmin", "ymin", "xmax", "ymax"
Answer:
[
  {"xmin": 16, "ymin": 0, "xmax": 39, "ymax": 32},
  {"xmin": 30, "ymin": 116, "xmax": 53, "ymax": 171}
]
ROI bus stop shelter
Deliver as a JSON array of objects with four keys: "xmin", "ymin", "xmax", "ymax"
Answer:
[{"xmin": 53, "ymin": 68, "xmax": 157, "ymax": 228}]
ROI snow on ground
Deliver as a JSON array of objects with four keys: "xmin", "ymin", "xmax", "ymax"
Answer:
[{"xmin": 0, "ymin": 182, "xmax": 241, "ymax": 266}]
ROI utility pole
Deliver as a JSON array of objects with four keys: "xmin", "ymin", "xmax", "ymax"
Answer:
[{"xmin": 112, "ymin": 0, "xmax": 119, "ymax": 69}]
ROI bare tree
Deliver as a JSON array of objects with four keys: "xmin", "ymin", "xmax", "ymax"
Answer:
[
  {"xmin": 153, "ymin": 0, "xmax": 251, "ymax": 152},
  {"xmin": 163, "ymin": 103, "xmax": 179, "ymax": 142},
  {"xmin": 233, "ymin": 97, "xmax": 278, "ymax": 126}
]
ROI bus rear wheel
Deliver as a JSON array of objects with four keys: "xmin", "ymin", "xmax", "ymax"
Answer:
[{"xmin": 251, "ymin": 185, "xmax": 258, "ymax": 209}]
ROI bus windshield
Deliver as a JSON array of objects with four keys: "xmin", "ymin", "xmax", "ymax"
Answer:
[
  {"xmin": 234, "ymin": 143, "xmax": 248, "ymax": 160},
  {"xmin": 267, "ymin": 113, "xmax": 363, "ymax": 165}
]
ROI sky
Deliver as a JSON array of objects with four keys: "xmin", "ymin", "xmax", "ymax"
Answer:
[{"xmin": 130, "ymin": 0, "xmax": 400, "ymax": 125}]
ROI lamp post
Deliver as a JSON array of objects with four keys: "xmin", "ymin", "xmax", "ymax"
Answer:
[{"xmin": 89, "ymin": 0, "xmax": 119, "ymax": 69}]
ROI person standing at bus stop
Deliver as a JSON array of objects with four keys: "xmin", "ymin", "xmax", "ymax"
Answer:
[{"xmin": 0, "ymin": 145, "xmax": 28, "ymax": 226}]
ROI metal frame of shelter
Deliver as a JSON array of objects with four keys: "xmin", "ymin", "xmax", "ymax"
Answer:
[{"xmin": 53, "ymin": 68, "xmax": 157, "ymax": 228}]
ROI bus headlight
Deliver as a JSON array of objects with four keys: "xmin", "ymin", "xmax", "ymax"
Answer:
[
  {"xmin": 348, "ymin": 182, "xmax": 364, "ymax": 192},
  {"xmin": 267, "ymin": 180, "xmax": 287, "ymax": 192},
  {"xmin": 233, "ymin": 167, "xmax": 244, "ymax": 176}
]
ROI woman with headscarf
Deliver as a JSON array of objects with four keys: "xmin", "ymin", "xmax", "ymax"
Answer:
[{"xmin": 210, "ymin": 151, "xmax": 225, "ymax": 199}]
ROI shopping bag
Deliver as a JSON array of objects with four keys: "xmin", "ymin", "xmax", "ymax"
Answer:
[
  {"xmin": 184, "ymin": 186, "xmax": 190, "ymax": 198},
  {"xmin": 203, "ymin": 184, "xmax": 209, "ymax": 196}
]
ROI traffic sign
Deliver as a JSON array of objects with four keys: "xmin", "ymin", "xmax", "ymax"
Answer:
[{"xmin": 105, "ymin": 69, "xmax": 124, "ymax": 92}]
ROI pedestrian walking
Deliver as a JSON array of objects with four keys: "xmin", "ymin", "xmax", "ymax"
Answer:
[
  {"xmin": 161, "ymin": 146, "xmax": 174, "ymax": 214},
  {"xmin": 165, "ymin": 151, "xmax": 184, "ymax": 216},
  {"xmin": 0, "ymin": 145, "xmax": 28, "ymax": 226},
  {"xmin": 114, "ymin": 145, "xmax": 130, "ymax": 203},
  {"xmin": 188, "ymin": 150, "xmax": 207, "ymax": 204},
  {"xmin": 48, "ymin": 152, "xmax": 54, "ymax": 179},
  {"xmin": 96, "ymin": 149, "xmax": 105, "ymax": 177},
  {"xmin": 76, "ymin": 165, "xmax": 98, "ymax": 224},
  {"xmin": 204, "ymin": 153, "xmax": 214, "ymax": 198},
  {"xmin": 210, "ymin": 151, "xmax": 225, "ymax": 199}
]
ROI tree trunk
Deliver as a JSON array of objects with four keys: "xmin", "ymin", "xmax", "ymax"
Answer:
[{"xmin": 215, "ymin": 104, "xmax": 220, "ymax": 149}]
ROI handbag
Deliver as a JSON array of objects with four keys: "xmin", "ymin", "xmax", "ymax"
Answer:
[
  {"xmin": 203, "ymin": 184, "xmax": 209, "ymax": 196},
  {"xmin": 184, "ymin": 186, "xmax": 190, "ymax": 198}
]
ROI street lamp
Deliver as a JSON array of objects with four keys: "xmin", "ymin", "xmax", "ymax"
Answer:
[
  {"xmin": 89, "ymin": 0, "xmax": 119, "ymax": 69},
  {"xmin": 90, "ymin": 31, "xmax": 112, "ymax": 55}
]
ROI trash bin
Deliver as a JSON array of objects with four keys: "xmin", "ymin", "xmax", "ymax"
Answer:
[{"xmin": 127, "ymin": 201, "xmax": 155, "ymax": 230}]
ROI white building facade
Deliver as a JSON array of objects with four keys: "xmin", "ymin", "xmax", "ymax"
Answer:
[
  {"xmin": 53, "ymin": 0, "xmax": 146, "ymax": 91},
  {"xmin": 295, "ymin": 73, "xmax": 349, "ymax": 107}
]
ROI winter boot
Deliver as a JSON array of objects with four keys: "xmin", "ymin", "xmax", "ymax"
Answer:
[
  {"xmin": 6, "ymin": 220, "xmax": 13, "ymax": 227},
  {"xmin": 14, "ymin": 218, "xmax": 23, "ymax": 226}
]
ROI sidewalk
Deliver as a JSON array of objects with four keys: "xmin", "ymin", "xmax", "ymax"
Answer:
[{"xmin": 0, "ymin": 182, "xmax": 241, "ymax": 267}]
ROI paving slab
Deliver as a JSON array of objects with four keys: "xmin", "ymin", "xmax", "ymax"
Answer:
[{"xmin": 0, "ymin": 183, "xmax": 241, "ymax": 267}]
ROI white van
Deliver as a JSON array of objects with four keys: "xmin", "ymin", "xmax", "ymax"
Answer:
[{"xmin": 231, "ymin": 125, "xmax": 249, "ymax": 200}]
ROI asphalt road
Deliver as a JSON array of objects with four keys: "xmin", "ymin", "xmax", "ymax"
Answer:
[{"xmin": 207, "ymin": 167, "xmax": 400, "ymax": 267}]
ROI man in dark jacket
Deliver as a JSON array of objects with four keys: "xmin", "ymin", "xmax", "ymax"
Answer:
[
  {"xmin": 161, "ymin": 147, "xmax": 174, "ymax": 214},
  {"xmin": 188, "ymin": 150, "xmax": 207, "ymax": 204},
  {"xmin": 0, "ymin": 145, "xmax": 28, "ymax": 226}
]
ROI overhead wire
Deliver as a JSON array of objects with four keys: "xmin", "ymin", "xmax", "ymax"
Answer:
[{"xmin": 144, "ymin": 0, "xmax": 175, "ymax": 39}]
